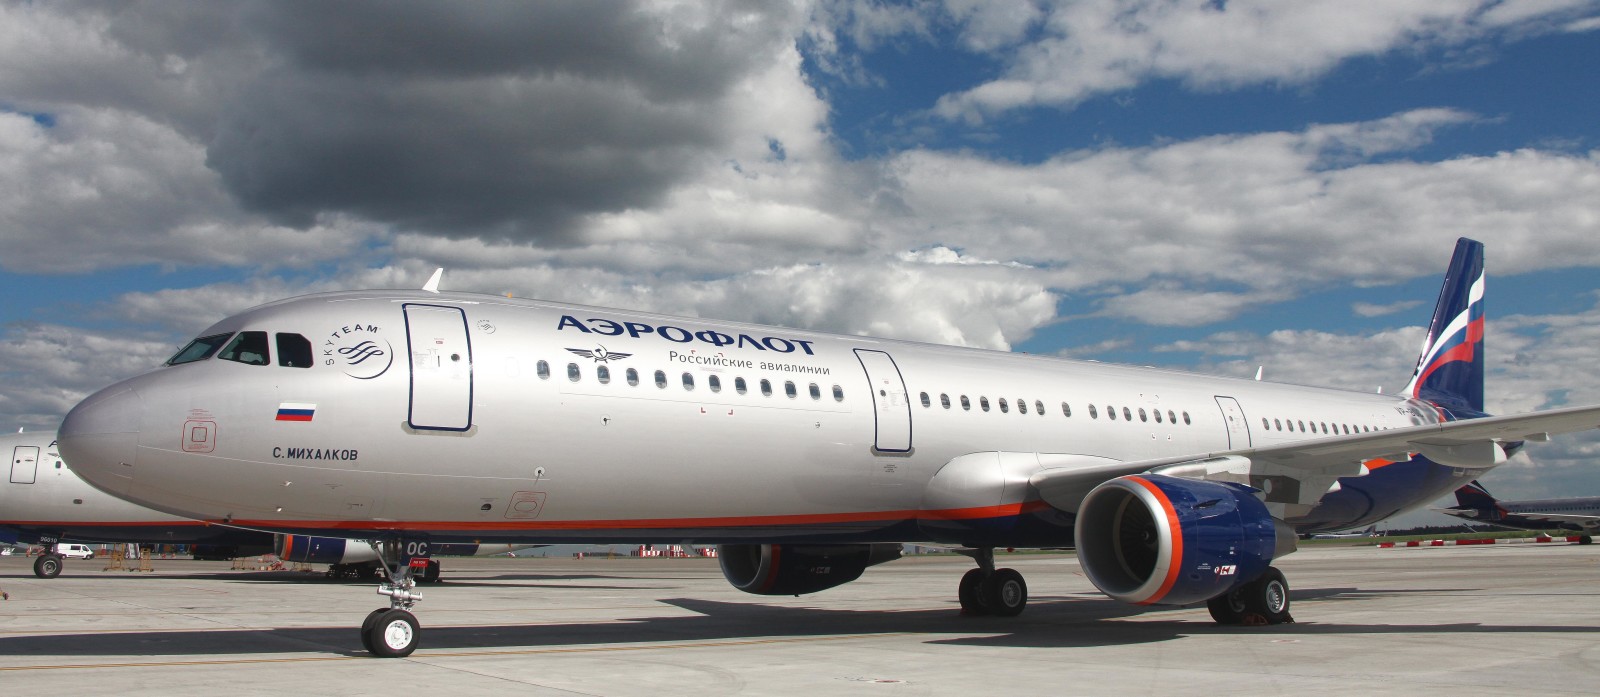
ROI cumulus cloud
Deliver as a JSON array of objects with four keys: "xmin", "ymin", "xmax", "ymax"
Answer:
[
  {"xmin": 0, "ymin": 323, "xmax": 175, "ymax": 431},
  {"xmin": 930, "ymin": 0, "xmax": 1600, "ymax": 122}
]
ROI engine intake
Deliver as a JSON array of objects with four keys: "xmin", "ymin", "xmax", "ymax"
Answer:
[
  {"xmin": 1074, "ymin": 474, "xmax": 1279, "ymax": 606},
  {"xmin": 718, "ymin": 543, "xmax": 901, "ymax": 596}
]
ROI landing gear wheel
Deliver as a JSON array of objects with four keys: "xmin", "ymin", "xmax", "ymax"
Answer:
[
  {"xmin": 958, "ymin": 568, "xmax": 988, "ymax": 615},
  {"xmin": 1243, "ymin": 567, "xmax": 1292, "ymax": 625},
  {"xmin": 1579, "ymin": 535, "xmax": 1593, "ymax": 546},
  {"xmin": 365, "ymin": 609, "xmax": 420, "ymax": 658},
  {"xmin": 1206, "ymin": 586, "xmax": 1248, "ymax": 625},
  {"xmin": 980, "ymin": 568, "xmax": 1028, "ymax": 617},
  {"xmin": 359, "ymin": 608, "xmax": 387, "ymax": 654},
  {"xmin": 33, "ymin": 554, "xmax": 62, "ymax": 579},
  {"xmin": 422, "ymin": 559, "xmax": 441, "ymax": 584}
]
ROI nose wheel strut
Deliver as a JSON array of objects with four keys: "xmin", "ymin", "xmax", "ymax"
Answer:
[{"xmin": 361, "ymin": 539, "xmax": 428, "ymax": 657}]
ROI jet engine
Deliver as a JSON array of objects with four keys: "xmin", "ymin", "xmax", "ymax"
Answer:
[
  {"xmin": 718, "ymin": 543, "xmax": 902, "ymax": 596},
  {"xmin": 1074, "ymin": 474, "xmax": 1284, "ymax": 606},
  {"xmin": 275, "ymin": 534, "xmax": 380, "ymax": 565}
]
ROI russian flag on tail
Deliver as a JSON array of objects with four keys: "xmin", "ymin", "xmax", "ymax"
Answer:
[{"xmin": 276, "ymin": 403, "xmax": 316, "ymax": 422}]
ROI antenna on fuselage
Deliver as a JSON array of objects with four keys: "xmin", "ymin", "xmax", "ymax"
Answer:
[
  {"xmin": 422, "ymin": 268, "xmax": 444, "ymax": 294},
  {"xmin": 1254, "ymin": 366, "xmax": 1263, "ymax": 381}
]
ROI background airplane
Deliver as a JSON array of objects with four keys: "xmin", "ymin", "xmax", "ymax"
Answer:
[
  {"xmin": 56, "ymin": 238, "xmax": 1600, "ymax": 657},
  {"xmin": 1438, "ymin": 480, "xmax": 1600, "ymax": 543},
  {"xmin": 3, "ymin": 429, "xmax": 517, "ymax": 579},
  {"xmin": 1308, "ymin": 525, "xmax": 1380, "ymax": 540}
]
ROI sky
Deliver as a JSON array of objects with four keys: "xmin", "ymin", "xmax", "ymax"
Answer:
[{"xmin": 3, "ymin": 1, "xmax": 1599, "ymax": 527}]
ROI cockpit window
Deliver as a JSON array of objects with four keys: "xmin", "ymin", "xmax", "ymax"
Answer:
[
  {"xmin": 217, "ymin": 331, "xmax": 271, "ymax": 366},
  {"xmin": 167, "ymin": 333, "xmax": 234, "ymax": 366},
  {"xmin": 276, "ymin": 333, "xmax": 313, "ymax": 368}
]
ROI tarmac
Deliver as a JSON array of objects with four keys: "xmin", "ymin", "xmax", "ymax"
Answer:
[{"xmin": 2, "ymin": 544, "xmax": 1599, "ymax": 696}]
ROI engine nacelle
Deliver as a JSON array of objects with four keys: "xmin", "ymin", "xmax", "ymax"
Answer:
[
  {"xmin": 718, "ymin": 543, "xmax": 902, "ymax": 596},
  {"xmin": 1075, "ymin": 474, "xmax": 1278, "ymax": 606},
  {"xmin": 274, "ymin": 535, "xmax": 379, "ymax": 565}
]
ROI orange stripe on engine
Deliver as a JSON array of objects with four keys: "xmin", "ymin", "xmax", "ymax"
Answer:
[{"xmin": 1126, "ymin": 476, "xmax": 1183, "ymax": 605}]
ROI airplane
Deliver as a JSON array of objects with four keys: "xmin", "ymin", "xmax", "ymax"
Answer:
[
  {"xmin": 1307, "ymin": 524, "xmax": 1379, "ymax": 540},
  {"xmin": 1437, "ymin": 479, "xmax": 1600, "ymax": 543},
  {"xmin": 3, "ymin": 429, "xmax": 512, "ymax": 579},
  {"xmin": 56, "ymin": 238, "xmax": 1600, "ymax": 657}
]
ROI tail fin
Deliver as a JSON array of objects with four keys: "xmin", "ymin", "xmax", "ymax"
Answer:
[
  {"xmin": 1453, "ymin": 480, "xmax": 1499, "ymax": 509},
  {"xmin": 1403, "ymin": 237, "xmax": 1485, "ymax": 413}
]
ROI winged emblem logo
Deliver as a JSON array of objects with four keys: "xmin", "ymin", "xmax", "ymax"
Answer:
[{"xmin": 567, "ymin": 345, "xmax": 633, "ymax": 363}]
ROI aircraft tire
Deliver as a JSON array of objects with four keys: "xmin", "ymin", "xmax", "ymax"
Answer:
[
  {"xmin": 958, "ymin": 568, "xmax": 988, "ymax": 615},
  {"xmin": 1206, "ymin": 587, "xmax": 1249, "ymax": 625},
  {"xmin": 1580, "ymin": 535, "xmax": 1593, "ymax": 546},
  {"xmin": 1243, "ymin": 567, "xmax": 1292, "ymax": 624},
  {"xmin": 422, "ymin": 559, "xmax": 441, "ymax": 584},
  {"xmin": 359, "ymin": 608, "xmax": 387, "ymax": 654},
  {"xmin": 366, "ymin": 609, "xmax": 420, "ymax": 658},
  {"xmin": 981, "ymin": 568, "xmax": 1028, "ymax": 617},
  {"xmin": 33, "ymin": 554, "xmax": 62, "ymax": 579}
]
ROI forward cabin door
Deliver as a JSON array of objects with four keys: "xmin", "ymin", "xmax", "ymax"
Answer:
[
  {"xmin": 854, "ymin": 349, "xmax": 912, "ymax": 453},
  {"xmin": 404, "ymin": 304, "xmax": 474, "ymax": 432},
  {"xmin": 10, "ymin": 445, "xmax": 38, "ymax": 484},
  {"xmin": 1214, "ymin": 396, "xmax": 1251, "ymax": 449}
]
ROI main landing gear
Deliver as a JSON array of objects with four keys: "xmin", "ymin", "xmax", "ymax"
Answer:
[
  {"xmin": 1207, "ymin": 566, "xmax": 1293, "ymax": 626},
  {"xmin": 361, "ymin": 540, "xmax": 428, "ymax": 658},
  {"xmin": 956, "ymin": 547, "xmax": 1028, "ymax": 617},
  {"xmin": 33, "ymin": 551, "xmax": 63, "ymax": 579}
]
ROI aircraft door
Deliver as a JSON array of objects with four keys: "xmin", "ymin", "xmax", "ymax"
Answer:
[
  {"xmin": 404, "ymin": 304, "xmax": 474, "ymax": 432},
  {"xmin": 854, "ymin": 349, "xmax": 912, "ymax": 453},
  {"xmin": 10, "ymin": 445, "xmax": 39, "ymax": 484},
  {"xmin": 1214, "ymin": 396, "xmax": 1251, "ymax": 449}
]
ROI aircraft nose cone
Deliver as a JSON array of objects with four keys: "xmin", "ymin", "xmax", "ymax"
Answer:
[{"xmin": 59, "ymin": 385, "xmax": 142, "ymax": 487}]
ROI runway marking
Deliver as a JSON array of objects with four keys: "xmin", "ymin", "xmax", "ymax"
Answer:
[{"xmin": 0, "ymin": 632, "xmax": 921, "ymax": 672}]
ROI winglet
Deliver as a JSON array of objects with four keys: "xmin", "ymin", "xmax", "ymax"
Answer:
[{"xmin": 422, "ymin": 268, "xmax": 444, "ymax": 294}]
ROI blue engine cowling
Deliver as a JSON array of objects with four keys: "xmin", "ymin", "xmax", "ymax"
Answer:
[
  {"xmin": 718, "ymin": 543, "xmax": 902, "ymax": 596},
  {"xmin": 1074, "ymin": 474, "xmax": 1278, "ymax": 606},
  {"xmin": 275, "ymin": 535, "xmax": 379, "ymax": 564}
]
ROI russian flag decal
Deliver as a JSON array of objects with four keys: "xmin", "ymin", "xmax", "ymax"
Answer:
[{"xmin": 276, "ymin": 402, "xmax": 316, "ymax": 422}]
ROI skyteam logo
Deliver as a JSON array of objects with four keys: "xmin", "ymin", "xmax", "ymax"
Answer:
[
  {"xmin": 567, "ymin": 345, "xmax": 632, "ymax": 363},
  {"xmin": 325, "ymin": 324, "xmax": 394, "ymax": 380}
]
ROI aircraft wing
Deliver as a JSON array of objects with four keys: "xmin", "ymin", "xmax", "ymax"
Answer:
[{"xmin": 1032, "ymin": 403, "xmax": 1600, "ymax": 519}]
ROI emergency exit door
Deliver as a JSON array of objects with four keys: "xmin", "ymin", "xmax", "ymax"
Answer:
[
  {"xmin": 855, "ymin": 349, "xmax": 912, "ymax": 453},
  {"xmin": 11, "ymin": 445, "xmax": 38, "ymax": 484},
  {"xmin": 1215, "ymin": 396, "xmax": 1252, "ymax": 450},
  {"xmin": 404, "ymin": 304, "xmax": 474, "ymax": 432}
]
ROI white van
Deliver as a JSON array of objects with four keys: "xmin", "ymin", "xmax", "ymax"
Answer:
[{"xmin": 57, "ymin": 544, "xmax": 95, "ymax": 559}]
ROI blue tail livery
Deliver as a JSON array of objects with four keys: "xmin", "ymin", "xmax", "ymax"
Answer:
[{"xmin": 1404, "ymin": 237, "xmax": 1485, "ymax": 414}]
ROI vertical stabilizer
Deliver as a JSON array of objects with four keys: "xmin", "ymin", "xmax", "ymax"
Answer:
[
  {"xmin": 1453, "ymin": 480, "xmax": 1499, "ymax": 510},
  {"xmin": 1403, "ymin": 238, "xmax": 1485, "ymax": 413}
]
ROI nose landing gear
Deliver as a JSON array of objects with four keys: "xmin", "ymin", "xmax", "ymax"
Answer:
[{"xmin": 361, "ymin": 539, "xmax": 429, "ymax": 657}]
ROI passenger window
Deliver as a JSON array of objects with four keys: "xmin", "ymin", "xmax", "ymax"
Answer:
[
  {"xmin": 1138, "ymin": 408, "xmax": 1148, "ymax": 422},
  {"xmin": 654, "ymin": 370, "xmax": 667, "ymax": 389},
  {"xmin": 941, "ymin": 394, "xmax": 951, "ymax": 409},
  {"xmin": 1062, "ymin": 402, "xmax": 1071, "ymax": 417},
  {"xmin": 1122, "ymin": 407, "xmax": 1132, "ymax": 421},
  {"xmin": 920, "ymin": 392, "xmax": 931, "ymax": 408},
  {"xmin": 1274, "ymin": 418, "xmax": 1282, "ymax": 431},
  {"xmin": 709, "ymin": 375, "xmax": 722, "ymax": 393},
  {"xmin": 1167, "ymin": 410, "xmax": 1176, "ymax": 424},
  {"xmin": 1262, "ymin": 418, "xmax": 1270, "ymax": 429},
  {"xmin": 537, "ymin": 360, "xmax": 551, "ymax": 380},
  {"xmin": 809, "ymin": 383, "xmax": 821, "ymax": 400},
  {"xmin": 1017, "ymin": 399, "xmax": 1027, "ymax": 415},
  {"xmin": 218, "ymin": 331, "xmax": 270, "ymax": 366},
  {"xmin": 980, "ymin": 397, "xmax": 990, "ymax": 412},
  {"xmin": 275, "ymin": 333, "xmax": 312, "ymax": 368},
  {"xmin": 833, "ymin": 385, "xmax": 844, "ymax": 401},
  {"xmin": 999, "ymin": 398, "xmax": 1009, "ymax": 413},
  {"xmin": 167, "ymin": 332, "xmax": 234, "ymax": 365},
  {"xmin": 737, "ymin": 377, "xmax": 749, "ymax": 395},
  {"xmin": 961, "ymin": 395, "xmax": 971, "ymax": 411},
  {"xmin": 567, "ymin": 363, "xmax": 581, "ymax": 382},
  {"xmin": 1297, "ymin": 420, "xmax": 1306, "ymax": 432},
  {"xmin": 760, "ymin": 379, "xmax": 773, "ymax": 396},
  {"xmin": 597, "ymin": 365, "xmax": 611, "ymax": 384},
  {"xmin": 626, "ymin": 368, "xmax": 639, "ymax": 386},
  {"xmin": 1035, "ymin": 400, "xmax": 1044, "ymax": 416},
  {"xmin": 1088, "ymin": 404, "xmax": 1098, "ymax": 419},
  {"xmin": 1108, "ymin": 406, "xmax": 1117, "ymax": 421},
  {"xmin": 785, "ymin": 381, "xmax": 797, "ymax": 398},
  {"xmin": 1183, "ymin": 411, "xmax": 1191, "ymax": 425},
  {"xmin": 682, "ymin": 372, "xmax": 694, "ymax": 391},
  {"xmin": 1153, "ymin": 409, "xmax": 1163, "ymax": 423}
]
